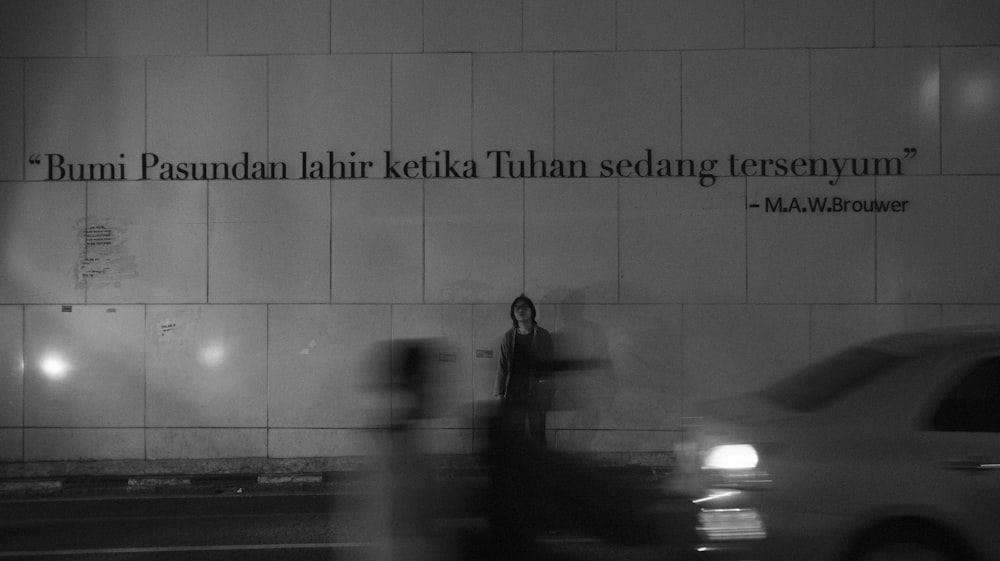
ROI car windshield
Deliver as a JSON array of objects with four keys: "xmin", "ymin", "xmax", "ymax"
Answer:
[{"xmin": 759, "ymin": 346, "xmax": 909, "ymax": 412}]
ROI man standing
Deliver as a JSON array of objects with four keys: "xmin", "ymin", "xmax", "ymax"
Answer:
[{"xmin": 494, "ymin": 294, "xmax": 554, "ymax": 447}]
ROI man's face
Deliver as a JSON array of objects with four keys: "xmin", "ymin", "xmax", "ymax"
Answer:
[{"xmin": 513, "ymin": 301, "xmax": 533, "ymax": 322}]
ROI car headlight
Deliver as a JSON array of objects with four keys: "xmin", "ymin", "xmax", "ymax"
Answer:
[
  {"xmin": 703, "ymin": 444, "xmax": 758, "ymax": 470},
  {"xmin": 700, "ymin": 444, "xmax": 770, "ymax": 489}
]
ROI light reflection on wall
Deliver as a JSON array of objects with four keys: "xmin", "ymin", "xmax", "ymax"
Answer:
[
  {"xmin": 961, "ymin": 74, "xmax": 997, "ymax": 112},
  {"xmin": 39, "ymin": 352, "xmax": 71, "ymax": 380},
  {"xmin": 199, "ymin": 342, "xmax": 227, "ymax": 369}
]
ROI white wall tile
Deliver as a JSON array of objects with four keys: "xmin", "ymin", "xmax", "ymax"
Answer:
[
  {"xmin": 942, "ymin": 47, "xmax": 1000, "ymax": 175},
  {"xmin": 209, "ymin": 181, "xmax": 329, "ymax": 303},
  {"xmin": 269, "ymin": 55, "xmax": 391, "ymax": 167},
  {"xmin": 683, "ymin": 304, "xmax": 811, "ymax": 401},
  {"xmin": 146, "ymin": 305, "xmax": 267, "ymax": 427},
  {"xmin": 330, "ymin": 0, "xmax": 422, "ymax": 53},
  {"xmin": 877, "ymin": 176, "xmax": 1000, "ymax": 303},
  {"xmin": 147, "ymin": 428, "xmax": 266, "ymax": 459},
  {"xmin": 0, "ymin": 0, "xmax": 85, "ymax": 57},
  {"xmin": 86, "ymin": 182, "xmax": 207, "ymax": 304},
  {"xmin": 747, "ymin": 178, "xmax": 877, "ymax": 303},
  {"xmin": 425, "ymin": 0, "xmax": 521, "ymax": 52},
  {"xmin": 525, "ymin": 179, "xmax": 618, "ymax": 303},
  {"xmin": 25, "ymin": 58, "xmax": 145, "ymax": 181},
  {"xmin": 473, "ymin": 53, "xmax": 554, "ymax": 162},
  {"xmin": 331, "ymin": 181, "xmax": 423, "ymax": 303},
  {"xmin": 682, "ymin": 50, "xmax": 809, "ymax": 166},
  {"xmin": 524, "ymin": 0, "xmax": 615, "ymax": 52},
  {"xmin": 0, "ymin": 61, "xmax": 23, "ymax": 180},
  {"xmin": 617, "ymin": 0, "xmax": 743, "ymax": 51},
  {"xmin": 268, "ymin": 305, "xmax": 391, "ymax": 428},
  {"xmin": 746, "ymin": 0, "xmax": 872, "ymax": 48},
  {"xmin": 425, "ymin": 180, "xmax": 523, "ymax": 303},
  {"xmin": 147, "ymin": 57, "xmax": 267, "ymax": 164},
  {"xmin": 811, "ymin": 48, "xmax": 940, "ymax": 175},
  {"xmin": 25, "ymin": 428, "xmax": 143, "ymax": 461},
  {"xmin": 810, "ymin": 304, "xmax": 942, "ymax": 359},
  {"xmin": 0, "ymin": 429, "xmax": 21, "ymax": 461},
  {"xmin": 0, "ymin": 183, "xmax": 85, "ymax": 304},
  {"xmin": 24, "ymin": 305, "xmax": 144, "ymax": 427},
  {"xmin": 549, "ymin": 304, "xmax": 683, "ymax": 434},
  {"xmin": 391, "ymin": 305, "xmax": 474, "ymax": 427},
  {"xmin": 269, "ymin": 428, "xmax": 382, "ymax": 457},
  {"xmin": 392, "ymin": 54, "xmax": 473, "ymax": 162},
  {"xmin": 876, "ymin": 0, "xmax": 1000, "ymax": 47},
  {"xmin": 555, "ymin": 52, "xmax": 681, "ymax": 166},
  {"xmin": 942, "ymin": 305, "xmax": 1000, "ymax": 326},
  {"xmin": 87, "ymin": 0, "xmax": 207, "ymax": 56},
  {"xmin": 209, "ymin": 0, "xmax": 329, "ymax": 54},
  {"xmin": 620, "ymin": 178, "xmax": 746, "ymax": 303},
  {"xmin": 0, "ymin": 306, "xmax": 23, "ymax": 427}
]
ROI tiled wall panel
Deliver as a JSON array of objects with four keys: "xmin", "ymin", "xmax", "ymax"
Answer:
[
  {"xmin": 269, "ymin": 55, "xmax": 391, "ymax": 166},
  {"xmin": 0, "ymin": 307, "xmax": 23, "ymax": 427},
  {"xmin": 523, "ymin": 0, "xmax": 616, "ymax": 52},
  {"xmin": 747, "ymin": 178, "xmax": 876, "ymax": 303},
  {"xmin": 209, "ymin": 181, "xmax": 329, "ymax": 303},
  {"xmin": 876, "ymin": 0, "xmax": 1000, "ymax": 47},
  {"xmin": 86, "ymin": 182, "xmax": 207, "ymax": 304},
  {"xmin": 746, "ymin": 0, "xmax": 872, "ymax": 48},
  {"xmin": 683, "ymin": 305, "xmax": 812, "ymax": 401},
  {"xmin": 24, "ymin": 305, "xmax": 145, "ymax": 427},
  {"xmin": 424, "ymin": 0, "xmax": 521, "ymax": 53},
  {"xmin": 147, "ymin": 57, "xmax": 267, "ymax": 165},
  {"xmin": 617, "ymin": 0, "xmax": 744, "ymax": 51},
  {"xmin": 208, "ymin": 0, "xmax": 329, "ymax": 55},
  {"xmin": 811, "ymin": 48, "xmax": 940, "ymax": 175},
  {"xmin": 942, "ymin": 47, "xmax": 1000, "ymax": 175},
  {"xmin": 877, "ymin": 176, "xmax": 1000, "ymax": 303},
  {"xmin": 392, "ymin": 54, "xmax": 473, "ymax": 162},
  {"xmin": 473, "ymin": 53, "xmax": 554, "ymax": 162},
  {"xmin": 87, "ymin": 0, "xmax": 208, "ymax": 56},
  {"xmin": 424, "ymin": 180, "xmax": 523, "ymax": 303},
  {"xmin": 0, "ymin": 61, "xmax": 23, "ymax": 181},
  {"xmin": 331, "ymin": 181, "xmax": 423, "ymax": 303},
  {"xmin": 620, "ymin": 178, "xmax": 746, "ymax": 303},
  {"xmin": 682, "ymin": 50, "xmax": 810, "ymax": 166},
  {"xmin": 267, "ymin": 305, "xmax": 391, "ymax": 428},
  {"xmin": 555, "ymin": 52, "xmax": 681, "ymax": 165},
  {"xmin": 0, "ymin": 183, "xmax": 85, "ymax": 304},
  {"xmin": 25, "ymin": 58, "xmax": 145, "ymax": 181},
  {"xmin": 0, "ymin": 0, "xmax": 86, "ymax": 57},
  {"xmin": 146, "ymin": 305, "xmax": 267, "ymax": 427},
  {"xmin": 146, "ymin": 428, "xmax": 267, "ymax": 459},
  {"xmin": 25, "ymin": 428, "xmax": 143, "ymax": 461},
  {"xmin": 330, "ymin": 0, "xmax": 422, "ymax": 53},
  {"xmin": 525, "ymin": 179, "xmax": 618, "ymax": 303}
]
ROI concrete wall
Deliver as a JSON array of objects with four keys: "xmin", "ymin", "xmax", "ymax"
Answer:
[{"xmin": 1, "ymin": 0, "xmax": 999, "ymax": 464}]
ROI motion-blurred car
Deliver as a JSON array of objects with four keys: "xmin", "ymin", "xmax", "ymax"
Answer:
[{"xmin": 676, "ymin": 326, "xmax": 1000, "ymax": 561}]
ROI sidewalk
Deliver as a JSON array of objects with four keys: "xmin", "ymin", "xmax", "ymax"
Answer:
[{"xmin": 0, "ymin": 452, "xmax": 674, "ymax": 498}]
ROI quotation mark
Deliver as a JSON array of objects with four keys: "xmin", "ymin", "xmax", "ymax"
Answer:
[
  {"xmin": 28, "ymin": 154, "xmax": 42, "ymax": 165},
  {"xmin": 903, "ymin": 147, "xmax": 918, "ymax": 159}
]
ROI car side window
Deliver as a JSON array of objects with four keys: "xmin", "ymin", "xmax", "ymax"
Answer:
[{"xmin": 930, "ymin": 356, "xmax": 1000, "ymax": 433}]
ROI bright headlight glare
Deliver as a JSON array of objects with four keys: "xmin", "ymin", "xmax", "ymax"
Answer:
[{"xmin": 703, "ymin": 444, "xmax": 759, "ymax": 470}]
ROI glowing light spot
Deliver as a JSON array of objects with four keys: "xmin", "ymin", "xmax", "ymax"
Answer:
[
  {"xmin": 40, "ymin": 354, "xmax": 71, "ymax": 380},
  {"xmin": 200, "ymin": 343, "xmax": 227, "ymax": 368},
  {"xmin": 703, "ymin": 444, "xmax": 759, "ymax": 470}
]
